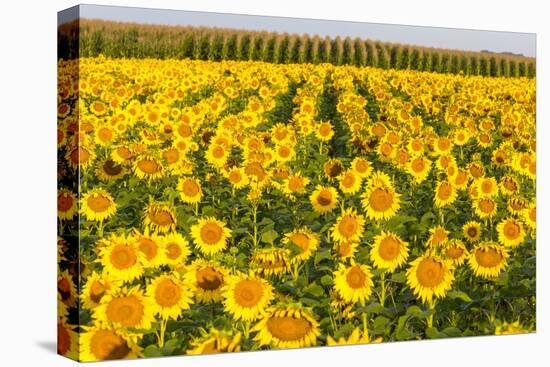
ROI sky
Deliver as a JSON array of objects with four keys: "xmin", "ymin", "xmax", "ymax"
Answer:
[{"xmin": 59, "ymin": 4, "xmax": 536, "ymax": 57}]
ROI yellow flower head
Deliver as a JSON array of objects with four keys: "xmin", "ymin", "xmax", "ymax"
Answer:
[
  {"xmin": 253, "ymin": 304, "xmax": 320, "ymax": 349},
  {"xmin": 191, "ymin": 217, "xmax": 232, "ymax": 256},
  {"xmin": 331, "ymin": 208, "xmax": 365, "ymax": 244},
  {"xmin": 333, "ymin": 263, "xmax": 374, "ymax": 304},
  {"xmin": 222, "ymin": 272, "xmax": 274, "ymax": 321},
  {"xmin": 406, "ymin": 255, "xmax": 454, "ymax": 303},
  {"xmin": 81, "ymin": 188, "xmax": 117, "ymax": 222},
  {"xmin": 370, "ymin": 231, "xmax": 409, "ymax": 272}
]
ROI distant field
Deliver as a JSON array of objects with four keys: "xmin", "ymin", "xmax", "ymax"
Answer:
[{"xmin": 58, "ymin": 19, "xmax": 535, "ymax": 78}]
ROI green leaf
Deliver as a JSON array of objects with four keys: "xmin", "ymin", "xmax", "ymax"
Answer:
[
  {"xmin": 441, "ymin": 327, "xmax": 462, "ymax": 337},
  {"xmin": 320, "ymin": 275, "xmax": 333, "ymax": 286},
  {"xmin": 303, "ymin": 283, "xmax": 325, "ymax": 297},
  {"xmin": 299, "ymin": 297, "xmax": 319, "ymax": 307},
  {"xmin": 363, "ymin": 302, "xmax": 384, "ymax": 314},
  {"xmin": 143, "ymin": 345, "xmax": 163, "ymax": 358},
  {"xmin": 163, "ymin": 339, "xmax": 180, "ymax": 354},
  {"xmin": 390, "ymin": 272, "xmax": 407, "ymax": 283},
  {"xmin": 395, "ymin": 315, "xmax": 413, "ymax": 340},
  {"xmin": 334, "ymin": 323, "xmax": 355, "ymax": 339},
  {"xmin": 260, "ymin": 229, "xmax": 279, "ymax": 244},
  {"xmin": 447, "ymin": 290, "xmax": 473, "ymax": 302},
  {"xmin": 372, "ymin": 316, "xmax": 390, "ymax": 331},
  {"xmin": 406, "ymin": 305, "xmax": 428, "ymax": 318},
  {"xmin": 314, "ymin": 248, "xmax": 331, "ymax": 265},
  {"xmin": 425, "ymin": 327, "xmax": 445, "ymax": 339}
]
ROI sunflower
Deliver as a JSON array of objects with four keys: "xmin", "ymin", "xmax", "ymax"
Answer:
[
  {"xmin": 147, "ymin": 273, "xmax": 193, "ymax": 319},
  {"xmin": 434, "ymin": 136, "xmax": 453, "ymax": 155},
  {"xmin": 162, "ymin": 232, "xmax": 191, "ymax": 267},
  {"xmin": 507, "ymin": 196, "xmax": 529, "ymax": 215},
  {"xmin": 468, "ymin": 242, "xmax": 508, "ymax": 278},
  {"xmin": 443, "ymin": 240, "xmax": 469, "ymax": 266},
  {"xmin": 500, "ymin": 175, "xmax": 519, "ymax": 196},
  {"xmin": 333, "ymin": 240, "xmax": 359, "ymax": 259},
  {"xmin": 451, "ymin": 169, "xmax": 470, "ymax": 189},
  {"xmin": 253, "ymin": 304, "xmax": 320, "ymax": 349},
  {"xmin": 184, "ymin": 259, "xmax": 228, "ymax": 303},
  {"xmin": 406, "ymin": 255, "xmax": 454, "ymax": 303},
  {"xmin": 57, "ymin": 320, "xmax": 78, "ymax": 359},
  {"xmin": 427, "ymin": 226, "xmax": 449, "ymax": 248},
  {"xmin": 434, "ymin": 180, "xmax": 457, "ymax": 208},
  {"xmin": 96, "ymin": 158, "xmax": 126, "ymax": 182},
  {"xmin": 331, "ymin": 208, "xmax": 365, "ymax": 244},
  {"xmin": 187, "ymin": 328, "xmax": 242, "ymax": 355},
  {"xmin": 143, "ymin": 202, "xmax": 177, "ymax": 233},
  {"xmin": 65, "ymin": 144, "xmax": 95, "ymax": 170},
  {"xmin": 310, "ymin": 185, "xmax": 339, "ymax": 214},
  {"xmin": 111, "ymin": 145, "xmax": 135, "ymax": 165},
  {"xmin": 523, "ymin": 204, "xmax": 536, "ymax": 230},
  {"xmin": 206, "ymin": 143, "xmax": 229, "ymax": 168},
  {"xmin": 224, "ymin": 166, "xmax": 249, "ymax": 189},
  {"xmin": 496, "ymin": 217, "xmax": 526, "ymax": 248},
  {"xmin": 362, "ymin": 178, "xmax": 401, "ymax": 220},
  {"xmin": 191, "ymin": 217, "xmax": 232, "ymax": 256},
  {"xmin": 463, "ymin": 221, "xmax": 482, "ymax": 242},
  {"xmin": 333, "ymin": 263, "xmax": 374, "ymax": 304},
  {"xmin": 133, "ymin": 153, "xmax": 164, "ymax": 181},
  {"xmin": 99, "ymin": 234, "xmax": 144, "ymax": 282},
  {"xmin": 222, "ymin": 273, "xmax": 274, "ymax": 321},
  {"xmin": 315, "ymin": 121, "xmax": 334, "ymax": 142},
  {"xmin": 476, "ymin": 177, "xmax": 499, "ymax": 198},
  {"xmin": 350, "ymin": 157, "xmax": 372, "ymax": 178},
  {"xmin": 281, "ymin": 173, "xmax": 310, "ymax": 197},
  {"xmin": 57, "ymin": 188, "xmax": 77, "ymax": 220},
  {"xmin": 95, "ymin": 286, "xmax": 155, "ymax": 330},
  {"xmin": 81, "ymin": 188, "xmax": 117, "ymax": 222},
  {"xmin": 81, "ymin": 272, "xmax": 118, "ymax": 309},
  {"xmin": 274, "ymin": 143, "xmax": 295, "ymax": 163},
  {"xmin": 177, "ymin": 177, "xmax": 203, "ymax": 204},
  {"xmin": 283, "ymin": 227, "xmax": 320, "ymax": 263},
  {"xmin": 494, "ymin": 320, "xmax": 531, "ymax": 335},
  {"xmin": 80, "ymin": 326, "xmax": 141, "ymax": 361},
  {"xmin": 407, "ymin": 156, "xmax": 432, "ymax": 184},
  {"xmin": 327, "ymin": 328, "xmax": 380, "ymax": 346},
  {"xmin": 251, "ymin": 248, "xmax": 292, "ymax": 277},
  {"xmin": 370, "ymin": 231, "xmax": 409, "ymax": 272},
  {"xmin": 473, "ymin": 198, "xmax": 498, "ymax": 219},
  {"xmin": 324, "ymin": 159, "xmax": 344, "ymax": 181},
  {"xmin": 338, "ymin": 169, "xmax": 362, "ymax": 195},
  {"xmin": 244, "ymin": 161, "xmax": 270, "ymax": 188},
  {"xmin": 131, "ymin": 230, "xmax": 165, "ymax": 267},
  {"xmin": 57, "ymin": 269, "xmax": 77, "ymax": 306}
]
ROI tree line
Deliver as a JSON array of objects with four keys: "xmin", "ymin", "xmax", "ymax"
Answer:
[{"xmin": 58, "ymin": 19, "xmax": 536, "ymax": 78}]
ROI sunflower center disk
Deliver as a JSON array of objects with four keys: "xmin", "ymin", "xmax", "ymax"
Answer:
[
  {"xmin": 266, "ymin": 316, "xmax": 312, "ymax": 341},
  {"xmin": 416, "ymin": 259, "xmax": 444, "ymax": 288},
  {"xmin": 201, "ymin": 223, "xmax": 223, "ymax": 245},
  {"xmin": 346, "ymin": 266, "xmax": 367, "ymax": 289},
  {"xmin": 234, "ymin": 279, "xmax": 263, "ymax": 307},
  {"xmin": 369, "ymin": 188, "xmax": 393, "ymax": 212}
]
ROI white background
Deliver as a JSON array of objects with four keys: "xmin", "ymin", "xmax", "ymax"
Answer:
[{"xmin": 0, "ymin": 0, "xmax": 547, "ymax": 366}]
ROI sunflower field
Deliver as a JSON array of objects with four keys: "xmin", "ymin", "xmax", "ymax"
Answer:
[{"xmin": 57, "ymin": 55, "xmax": 536, "ymax": 361}]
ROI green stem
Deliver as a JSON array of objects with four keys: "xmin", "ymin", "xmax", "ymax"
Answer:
[
  {"xmin": 158, "ymin": 317, "xmax": 168, "ymax": 348},
  {"xmin": 97, "ymin": 220, "xmax": 104, "ymax": 237},
  {"xmin": 252, "ymin": 202, "xmax": 258, "ymax": 250},
  {"xmin": 361, "ymin": 300, "xmax": 368, "ymax": 333},
  {"xmin": 427, "ymin": 299, "xmax": 437, "ymax": 328},
  {"xmin": 379, "ymin": 272, "xmax": 386, "ymax": 307}
]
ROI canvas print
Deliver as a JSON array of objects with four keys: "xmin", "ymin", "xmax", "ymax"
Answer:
[{"xmin": 57, "ymin": 4, "xmax": 536, "ymax": 362}]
